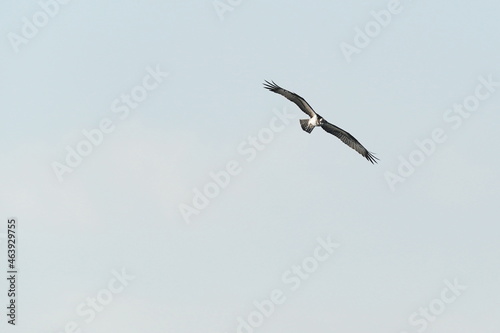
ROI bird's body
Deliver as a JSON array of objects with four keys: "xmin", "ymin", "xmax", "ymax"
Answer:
[
  {"xmin": 263, "ymin": 80, "xmax": 378, "ymax": 164},
  {"xmin": 301, "ymin": 114, "xmax": 320, "ymax": 133}
]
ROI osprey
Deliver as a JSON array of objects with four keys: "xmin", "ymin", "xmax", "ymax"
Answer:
[{"xmin": 263, "ymin": 80, "xmax": 379, "ymax": 164}]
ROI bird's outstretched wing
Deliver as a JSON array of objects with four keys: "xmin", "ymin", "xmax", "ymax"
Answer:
[
  {"xmin": 263, "ymin": 80, "xmax": 316, "ymax": 118},
  {"xmin": 321, "ymin": 120, "xmax": 379, "ymax": 164}
]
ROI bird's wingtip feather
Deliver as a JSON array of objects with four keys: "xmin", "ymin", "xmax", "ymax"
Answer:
[
  {"xmin": 366, "ymin": 152, "xmax": 379, "ymax": 164},
  {"xmin": 263, "ymin": 80, "xmax": 280, "ymax": 91}
]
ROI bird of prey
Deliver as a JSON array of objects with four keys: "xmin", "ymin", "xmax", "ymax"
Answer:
[{"xmin": 263, "ymin": 80, "xmax": 379, "ymax": 164}]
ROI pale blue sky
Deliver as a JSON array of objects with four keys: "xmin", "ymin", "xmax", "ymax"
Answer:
[{"xmin": 1, "ymin": 1, "xmax": 499, "ymax": 332}]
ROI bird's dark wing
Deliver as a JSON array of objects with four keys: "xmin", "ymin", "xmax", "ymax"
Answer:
[
  {"xmin": 320, "ymin": 120, "xmax": 379, "ymax": 164},
  {"xmin": 263, "ymin": 80, "xmax": 316, "ymax": 118}
]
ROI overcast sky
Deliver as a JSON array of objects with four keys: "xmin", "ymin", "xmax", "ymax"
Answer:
[{"xmin": 1, "ymin": 1, "xmax": 499, "ymax": 332}]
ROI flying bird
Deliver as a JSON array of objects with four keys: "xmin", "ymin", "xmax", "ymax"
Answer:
[{"xmin": 263, "ymin": 80, "xmax": 379, "ymax": 164}]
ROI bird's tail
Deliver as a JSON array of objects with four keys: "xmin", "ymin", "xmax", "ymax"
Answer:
[{"xmin": 300, "ymin": 119, "xmax": 314, "ymax": 133}]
